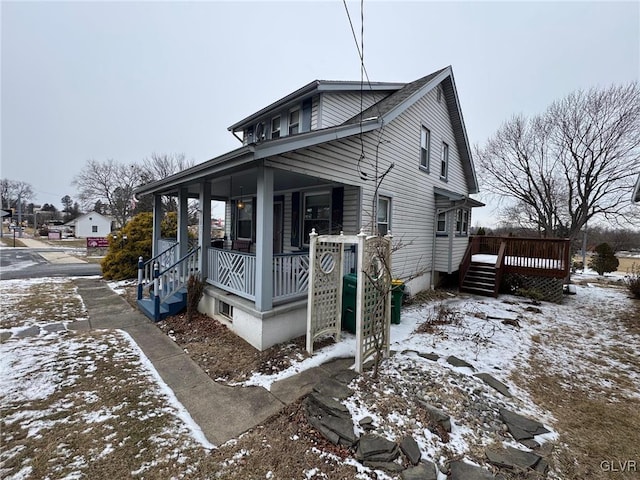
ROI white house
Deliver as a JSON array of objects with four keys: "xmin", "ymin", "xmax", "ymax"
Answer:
[
  {"xmin": 65, "ymin": 211, "xmax": 113, "ymax": 238},
  {"xmin": 135, "ymin": 66, "xmax": 484, "ymax": 349}
]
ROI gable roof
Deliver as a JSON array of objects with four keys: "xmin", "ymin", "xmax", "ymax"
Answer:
[
  {"xmin": 64, "ymin": 211, "xmax": 112, "ymax": 226},
  {"xmin": 136, "ymin": 66, "xmax": 479, "ymax": 196},
  {"xmin": 228, "ymin": 80, "xmax": 404, "ymax": 133}
]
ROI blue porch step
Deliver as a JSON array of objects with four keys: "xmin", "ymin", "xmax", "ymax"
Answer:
[{"xmin": 137, "ymin": 287, "xmax": 187, "ymax": 321}]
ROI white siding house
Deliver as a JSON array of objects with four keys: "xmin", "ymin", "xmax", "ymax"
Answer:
[
  {"xmin": 66, "ymin": 211, "xmax": 112, "ymax": 238},
  {"xmin": 135, "ymin": 66, "xmax": 483, "ymax": 350}
]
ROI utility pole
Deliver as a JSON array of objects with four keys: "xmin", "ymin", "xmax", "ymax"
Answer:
[{"xmin": 17, "ymin": 194, "xmax": 23, "ymax": 238}]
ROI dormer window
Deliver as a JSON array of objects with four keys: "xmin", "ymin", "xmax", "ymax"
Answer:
[
  {"xmin": 289, "ymin": 109, "xmax": 300, "ymax": 135},
  {"xmin": 271, "ymin": 116, "xmax": 281, "ymax": 139}
]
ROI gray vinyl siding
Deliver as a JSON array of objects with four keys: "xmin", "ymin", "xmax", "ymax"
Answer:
[
  {"xmin": 311, "ymin": 96, "xmax": 319, "ymax": 130},
  {"xmin": 266, "ymin": 81, "xmax": 473, "ymax": 287},
  {"xmin": 319, "ymin": 92, "xmax": 388, "ymax": 128}
]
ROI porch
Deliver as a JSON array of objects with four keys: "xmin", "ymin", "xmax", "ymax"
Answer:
[{"xmin": 459, "ymin": 236, "xmax": 571, "ymax": 298}]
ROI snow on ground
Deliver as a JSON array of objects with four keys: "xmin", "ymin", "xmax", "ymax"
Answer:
[
  {"xmin": 0, "ymin": 277, "xmax": 214, "ymax": 480},
  {"xmin": 239, "ymin": 282, "xmax": 639, "ymax": 477}
]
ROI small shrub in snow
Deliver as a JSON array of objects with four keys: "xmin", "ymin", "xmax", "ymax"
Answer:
[
  {"xmin": 415, "ymin": 304, "xmax": 463, "ymax": 334},
  {"xmin": 186, "ymin": 274, "xmax": 205, "ymax": 322},
  {"xmin": 625, "ymin": 263, "xmax": 640, "ymax": 299},
  {"xmin": 588, "ymin": 242, "xmax": 619, "ymax": 276}
]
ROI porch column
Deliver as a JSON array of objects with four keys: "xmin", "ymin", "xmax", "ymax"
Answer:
[
  {"xmin": 198, "ymin": 181, "xmax": 211, "ymax": 279},
  {"xmin": 255, "ymin": 164, "xmax": 274, "ymax": 311},
  {"xmin": 178, "ymin": 187, "xmax": 189, "ymax": 258},
  {"xmin": 152, "ymin": 194, "xmax": 162, "ymax": 257}
]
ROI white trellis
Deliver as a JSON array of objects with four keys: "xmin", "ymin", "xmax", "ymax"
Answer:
[{"xmin": 306, "ymin": 229, "xmax": 392, "ymax": 373}]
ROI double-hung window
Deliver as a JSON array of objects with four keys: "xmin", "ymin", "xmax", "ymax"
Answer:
[
  {"xmin": 271, "ymin": 116, "xmax": 281, "ymax": 139},
  {"xmin": 420, "ymin": 126, "xmax": 430, "ymax": 171},
  {"xmin": 237, "ymin": 202, "xmax": 253, "ymax": 240},
  {"xmin": 436, "ymin": 212, "xmax": 447, "ymax": 234},
  {"xmin": 303, "ymin": 192, "xmax": 330, "ymax": 244},
  {"xmin": 440, "ymin": 142, "xmax": 449, "ymax": 180},
  {"xmin": 289, "ymin": 109, "xmax": 300, "ymax": 135},
  {"xmin": 377, "ymin": 196, "xmax": 391, "ymax": 236},
  {"xmin": 455, "ymin": 209, "xmax": 469, "ymax": 235}
]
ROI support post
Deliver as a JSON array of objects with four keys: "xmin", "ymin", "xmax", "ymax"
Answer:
[
  {"xmin": 255, "ymin": 164, "xmax": 274, "ymax": 312},
  {"xmin": 355, "ymin": 228, "xmax": 367, "ymax": 373},
  {"xmin": 198, "ymin": 181, "xmax": 211, "ymax": 279},
  {"xmin": 384, "ymin": 231, "xmax": 393, "ymax": 358},
  {"xmin": 152, "ymin": 195, "xmax": 162, "ymax": 258},
  {"xmin": 306, "ymin": 228, "xmax": 319, "ymax": 354},
  {"xmin": 178, "ymin": 188, "xmax": 189, "ymax": 259}
]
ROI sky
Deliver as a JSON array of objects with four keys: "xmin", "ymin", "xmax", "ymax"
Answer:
[{"xmin": 1, "ymin": 1, "xmax": 638, "ymax": 226}]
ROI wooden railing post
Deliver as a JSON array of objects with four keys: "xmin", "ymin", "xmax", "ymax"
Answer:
[
  {"xmin": 153, "ymin": 262, "xmax": 160, "ymax": 322},
  {"xmin": 137, "ymin": 256, "xmax": 144, "ymax": 300}
]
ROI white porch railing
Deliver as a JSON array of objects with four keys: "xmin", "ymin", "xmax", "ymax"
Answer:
[
  {"xmin": 208, "ymin": 248, "xmax": 257, "ymax": 301},
  {"xmin": 207, "ymin": 247, "xmax": 311, "ymax": 303},
  {"xmin": 273, "ymin": 252, "xmax": 310, "ymax": 303}
]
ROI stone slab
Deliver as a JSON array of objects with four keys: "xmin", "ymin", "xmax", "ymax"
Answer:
[
  {"xmin": 402, "ymin": 463, "xmax": 438, "ymax": 480},
  {"xmin": 364, "ymin": 461, "xmax": 404, "ymax": 473},
  {"xmin": 448, "ymin": 460, "xmax": 495, "ymax": 480},
  {"xmin": 474, "ymin": 373, "xmax": 513, "ymax": 398},
  {"xmin": 417, "ymin": 399, "xmax": 451, "ymax": 432},
  {"xmin": 418, "ymin": 352, "xmax": 439, "ymax": 361},
  {"xmin": 447, "ymin": 355, "xmax": 475, "ymax": 369},
  {"xmin": 42, "ymin": 323, "xmax": 66, "ymax": 333},
  {"xmin": 271, "ymin": 365, "xmax": 328, "ymax": 404},
  {"xmin": 486, "ymin": 446, "xmax": 541, "ymax": 470},
  {"xmin": 14, "ymin": 326, "xmax": 40, "ymax": 338},
  {"xmin": 313, "ymin": 378, "xmax": 353, "ymax": 399},
  {"xmin": 400, "ymin": 435, "xmax": 421, "ymax": 465},
  {"xmin": 66, "ymin": 319, "xmax": 90, "ymax": 331}
]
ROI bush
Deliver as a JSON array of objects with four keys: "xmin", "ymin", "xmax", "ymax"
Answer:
[
  {"xmin": 625, "ymin": 263, "xmax": 640, "ymax": 299},
  {"xmin": 588, "ymin": 242, "xmax": 619, "ymax": 276},
  {"xmin": 186, "ymin": 274, "xmax": 206, "ymax": 322},
  {"xmin": 101, "ymin": 212, "xmax": 178, "ymax": 280}
]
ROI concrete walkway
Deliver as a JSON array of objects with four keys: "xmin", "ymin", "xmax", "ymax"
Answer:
[
  {"xmin": 17, "ymin": 237, "xmax": 88, "ymax": 264},
  {"xmin": 73, "ymin": 277, "xmax": 354, "ymax": 446}
]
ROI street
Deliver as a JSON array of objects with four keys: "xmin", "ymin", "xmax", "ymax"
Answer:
[{"xmin": 0, "ymin": 246, "xmax": 102, "ymax": 280}]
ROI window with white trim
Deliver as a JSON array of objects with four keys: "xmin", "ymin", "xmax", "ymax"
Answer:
[
  {"xmin": 440, "ymin": 142, "xmax": 449, "ymax": 179},
  {"xmin": 303, "ymin": 192, "xmax": 330, "ymax": 244},
  {"xmin": 420, "ymin": 126, "xmax": 430, "ymax": 171},
  {"xmin": 289, "ymin": 109, "xmax": 300, "ymax": 135},
  {"xmin": 436, "ymin": 211, "xmax": 447, "ymax": 234},
  {"xmin": 377, "ymin": 196, "xmax": 391, "ymax": 236},
  {"xmin": 92, "ymin": 225, "xmax": 98, "ymax": 233},
  {"xmin": 455, "ymin": 209, "xmax": 470, "ymax": 236},
  {"xmin": 271, "ymin": 116, "xmax": 281, "ymax": 139}
]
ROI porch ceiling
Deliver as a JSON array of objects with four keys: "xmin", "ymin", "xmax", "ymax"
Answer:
[{"xmin": 170, "ymin": 167, "xmax": 342, "ymax": 200}]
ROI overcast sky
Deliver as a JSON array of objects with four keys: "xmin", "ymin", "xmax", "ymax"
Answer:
[{"xmin": 2, "ymin": 1, "xmax": 638, "ymax": 226}]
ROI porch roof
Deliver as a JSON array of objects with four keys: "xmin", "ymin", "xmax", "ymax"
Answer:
[{"xmin": 434, "ymin": 186, "xmax": 485, "ymax": 208}]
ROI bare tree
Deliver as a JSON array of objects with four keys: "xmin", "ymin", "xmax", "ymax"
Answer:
[
  {"xmin": 135, "ymin": 153, "xmax": 195, "ymax": 213},
  {"xmin": 476, "ymin": 82, "xmax": 640, "ymax": 241},
  {"xmin": 72, "ymin": 159, "xmax": 141, "ymax": 229},
  {"xmin": 0, "ymin": 179, "xmax": 34, "ymax": 209}
]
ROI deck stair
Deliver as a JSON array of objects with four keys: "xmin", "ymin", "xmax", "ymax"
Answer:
[{"xmin": 460, "ymin": 262, "xmax": 497, "ymax": 297}]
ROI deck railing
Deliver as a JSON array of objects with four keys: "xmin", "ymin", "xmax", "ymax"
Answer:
[
  {"xmin": 460, "ymin": 235, "xmax": 571, "ymax": 285},
  {"xmin": 208, "ymin": 248, "xmax": 257, "ymax": 301},
  {"xmin": 273, "ymin": 252, "xmax": 310, "ymax": 303}
]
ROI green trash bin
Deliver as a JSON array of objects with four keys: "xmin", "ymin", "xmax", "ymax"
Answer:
[
  {"xmin": 391, "ymin": 280, "xmax": 405, "ymax": 325},
  {"xmin": 342, "ymin": 273, "xmax": 358, "ymax": 333}
]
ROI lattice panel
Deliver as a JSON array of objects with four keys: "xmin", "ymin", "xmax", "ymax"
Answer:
[
  {"xmin": 504, "ymin": 273, "xmax": 564, "ymax": 303},
  {"xmin": 358, "ymin": 236, "xmax": 392, "ymax": 365},
  {"xmin": 309, "ymin": 242, "xmax": 343, "ymax": 343}
]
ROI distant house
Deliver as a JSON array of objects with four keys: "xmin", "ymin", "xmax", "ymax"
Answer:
[{"xmin": 65, "ymin": 211, "xmax": 113, "ymax": 238}]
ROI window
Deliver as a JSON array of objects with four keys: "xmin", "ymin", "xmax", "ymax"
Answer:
[
  {"xmin": 219, "ymin": 301, "xmax": 233, "ymax": 320},
  {"xmin": 377, "ymin": 196, "xmax": 391, "ymax": 236},
  {"xmin": 245, "ymin": 126, "xmax": 254, "ymax": 144},
  {"xmin": 289, "ymin": 109, "xmax": 300, "ymax": 135},
  {"xmin": 440, "ymin": 142, "xmax": 449, "ymax": 179},
  {"xmin": 420, "ymin": 126, "xmax": 431, "ymax": 171},
  {"xmin": 303, "ymin": 192, "xmax": 330, "ymax": 244},
  {"xmin": 236, "ymin": 202, "xmax": 253, "ymax": 239},
  {"xmin": 271, "ymin": 116, "xmax": 281, "ymax": 139},
  {"xmin": 92, "ymin": 225, "xmax": 98, "ymax": 233},
  {"xmin": 455, "ymin": 209, "xmax": 469, "ymax": 236},
  {"xmin": 436, "ymin": 212, "xmax": 447, "ymax": 234}
]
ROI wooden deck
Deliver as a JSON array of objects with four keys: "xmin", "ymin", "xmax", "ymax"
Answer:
[{"xmin": 459, "ymin": 236, "xmax": 571, "ymax": 296}]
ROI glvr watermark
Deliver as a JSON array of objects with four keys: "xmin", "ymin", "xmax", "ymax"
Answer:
[{"xmin": 600, "ymin": 460, "xmax": 637, "ymax": 472}]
